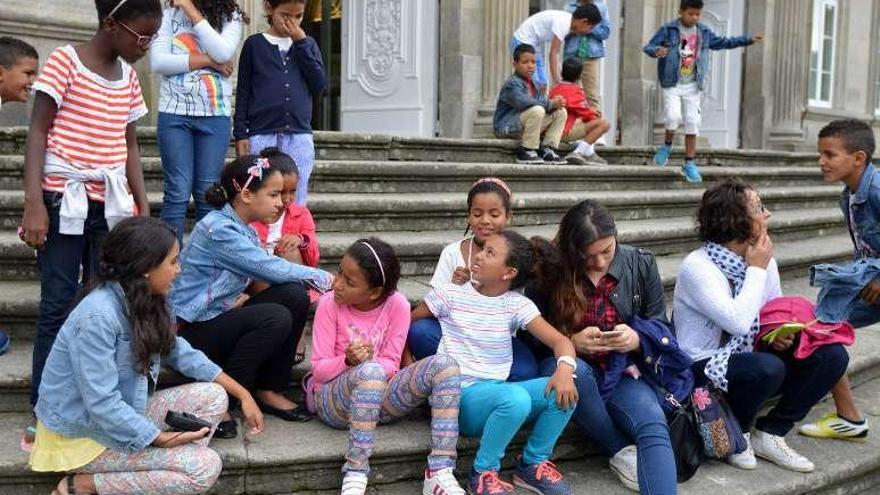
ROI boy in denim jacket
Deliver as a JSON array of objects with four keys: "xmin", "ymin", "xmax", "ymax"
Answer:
[
  {"xmin": 643, "ymin": 0, "xmax": 761, "ymax": 182},
  {"xmin": 800, "ymin": 119, "xmax": 878, "ymax": 442},
  {"xmin": 494, "ymin": 44, "xmax": 568, "ymax": 164}
]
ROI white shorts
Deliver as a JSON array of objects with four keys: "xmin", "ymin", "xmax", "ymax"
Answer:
[{"xmin": 662, "ymin": 82, "xmax": 701, "ymax": 135}]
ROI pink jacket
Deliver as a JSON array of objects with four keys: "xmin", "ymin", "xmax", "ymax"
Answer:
[
  {"xmin": 756, "ymin": 296, "xmax": 855, "ymax": 359},
  {"xmin": 305, "ymin": 291, "xmax": 411, "ymax": 412},
  {"xmin": 249, "ymin": 203, "xmax": 320, "ymax": 267}
]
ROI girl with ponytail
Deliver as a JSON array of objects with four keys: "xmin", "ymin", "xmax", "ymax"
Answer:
[
  {"xmin": 171, "ymin": 155, "xmax": 333, "ymax": 430},
  {"xmin": 31, "ymin": 217, "xmax": 262, "ymax": 495}
]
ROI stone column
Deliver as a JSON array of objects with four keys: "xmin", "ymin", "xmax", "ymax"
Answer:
[
  {"xmin": 472, "ymin": 0, "xmax": 529, "ymax": 137},
  {"xmin": 766, "ymin": 0, "xmax": 810, "ymax": 150}
]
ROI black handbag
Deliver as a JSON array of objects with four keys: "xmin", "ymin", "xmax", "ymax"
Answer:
[
  {"xmin": 664, "ymin": 393, "xmax": 704, "ymax": 482},
  {"xmin": 645, "ymin": 373, "xmax": 704, "ymax": 482}
]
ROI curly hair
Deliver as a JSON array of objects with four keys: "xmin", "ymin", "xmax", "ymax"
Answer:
[
  {"xmin": 696, "ymin": 179, "xmax": 755, "ymax": 244},
  {"xmin": 96, "ymin": 217, "xmax": 178, "ymax": 374},
  {"xmin": 168, "ymin": 0, "xmax": 249, "ymax": 28}
]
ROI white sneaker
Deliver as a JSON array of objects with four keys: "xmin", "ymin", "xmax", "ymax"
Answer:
[
  {"xmin": 751, "ymin": 430, "xmax": 815, "ymax": 473},
  {"xmin": 422, "ymin": 467, "xmax": 465, "ymax": 495},
  {"xmin": 726, "ymin": 432, "xmax": 757, "ymax": 470},
  {"xmin": 340, "ymin": 471, "xmax": 368, "ymax": 495},
  {"xmin": 609, "ymin": 445, "xmax": 639, "ymax": 492}
]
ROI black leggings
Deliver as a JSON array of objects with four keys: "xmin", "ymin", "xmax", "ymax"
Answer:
[{"xmin": 179, "ymin": 282, "xmax": 310, "ymax": 392}]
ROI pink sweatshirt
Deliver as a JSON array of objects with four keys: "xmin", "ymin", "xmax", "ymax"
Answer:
[{"xmin": 306, "ymin": 291, "xmax": 411, "ymax": 410}]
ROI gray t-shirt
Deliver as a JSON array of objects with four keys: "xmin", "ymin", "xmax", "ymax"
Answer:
[{"xmin": 678, "ymin": 23, "xmax": 698, "ymax": 85}]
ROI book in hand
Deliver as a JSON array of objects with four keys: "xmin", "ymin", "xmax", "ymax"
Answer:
[{"xmin": 760, "ymin": 321, "xmax": 812, "ymax": 344}]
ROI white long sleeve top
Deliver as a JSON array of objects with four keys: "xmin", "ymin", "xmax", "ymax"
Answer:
[
  {"xmin": 150, "ymin": 7, "xmax": 243, "ymax": 117},
  {"xmin": 672, "ymin": 248, "xmax": 782, "ymax": 362}
]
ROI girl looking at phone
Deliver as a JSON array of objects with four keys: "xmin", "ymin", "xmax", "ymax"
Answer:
[{"xmin": 526, "ymin": 200, "xmax": 679, "ymax": 495}]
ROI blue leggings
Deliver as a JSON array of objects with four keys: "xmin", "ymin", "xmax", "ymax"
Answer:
[
  {"xmin": 408, "ymin": 317, "xmax": 539, "ymax": 382},
  {"xmin": 459, "ymin": 378, "xmax": 574, "ymax": 472}
]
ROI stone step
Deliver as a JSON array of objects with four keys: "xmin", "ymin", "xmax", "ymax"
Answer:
[
  {"xmin": 0, "ymin": 126, "xmax": 822, "ymax": 167},
  {"xmin": 0, "ymin": 232, "xmax": 853, "ymax": 339},
  {"xmin": 0, "ymin": 207, "xmax": 847, "ymax": 282},
  {"xmin": 0, "ymin": 239, "xmax": 858, "ymax": 412},
  {"xmin": 282, "ymin": 369, "xmax": 880, "ymax": 495},
  {"xmin": 0, "ymin": 184, "xmax": 843, "ymax": 232},
  {"xmin": 0, "ymin": 153, "xmax": 832, "ymax": 195},
  {"xmin": 1, "ymin": 341, "xmax": 879, "ymax": 495}
]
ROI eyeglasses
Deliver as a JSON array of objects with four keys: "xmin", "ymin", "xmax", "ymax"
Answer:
[{"xmin": 116, "ymin": 19, "xmax": 158, "ymax": 48}]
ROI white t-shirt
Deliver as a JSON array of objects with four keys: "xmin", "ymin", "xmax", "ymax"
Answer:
[
  {"xmin": 513, "ymin": 10, "xmax": 573, "ymax": 47},
  {"xmin": 672, "ymin": 249, "xmax": 782, "ymax": 362},
  {"xmin": 425, "ymin": 282, "xmax": 540, "ymax": 384},
  {"xmin": 430, "ymin": 238, "xmax": 474, "ymax": 288},
  {"xmin": 262, "ymin": 32, "xmax": 293, "ymax": 58},
  {"xmin": 264, "ymin": 211, "xmax": 286, "ymax": 254}
]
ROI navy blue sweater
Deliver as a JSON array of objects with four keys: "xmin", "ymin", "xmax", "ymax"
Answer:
[{"xmin": 233, "ymin": 33, "xmax": 326, "ymax": 140}]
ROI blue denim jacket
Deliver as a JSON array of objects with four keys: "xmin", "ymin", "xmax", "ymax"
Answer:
[
  {"xmin": 810, "ymin": 260, "xmax": 880, "ymax": 323},
  {"xmin": 35, "ymin": 282, "xmax": 222, "ymax": 453},
  {"xmin": 841, "ymin": 163, "xmax": 880, "ymax": 258},
  {"xmin": 171, "ymin": 204, "xmax": 332, "ymax": 323},
  {"xmin": 493, "ymin": 73, "xmax": 553, "ymax": 136},
  {"xmin": 563, "ymin": 0, "xmax": 610, "ymax": 60},
  {"xmin": 642, "ymin": 20, "xmax": 753, "ymax": 90}
]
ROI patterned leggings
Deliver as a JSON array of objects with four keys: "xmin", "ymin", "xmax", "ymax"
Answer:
[
  {"xmin": 76, "ymin": 382, "xmax": 228, "ymax": 495},
  {"xmin": 314, "ymin": 355, "xmax": 461, "ymax": 474}
]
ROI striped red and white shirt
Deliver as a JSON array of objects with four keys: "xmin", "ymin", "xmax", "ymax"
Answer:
[{"xmin": 33, "ymin": 45, "xmax": 148, "ymax": 202}]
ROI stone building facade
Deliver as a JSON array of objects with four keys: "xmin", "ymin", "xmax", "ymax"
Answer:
[{"xmin": 1, "ymin": 0, "xmax": 878, "ymax": 151}]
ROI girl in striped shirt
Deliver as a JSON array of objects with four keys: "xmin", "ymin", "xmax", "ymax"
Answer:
[
  {"xmin": 20, "ymin": 0, "xmax": 160, "ymax": 418},
  {"xmin": 412, "ymin": 231, "xmax": 579, "ymax": 495}
]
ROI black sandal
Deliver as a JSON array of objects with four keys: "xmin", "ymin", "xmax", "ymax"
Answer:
[
  {"xmin": 256, "ymin": 399, "xmax": 312, "ymax": 422},
  {"xmin": 214, "ymin": 419, "xmax": 238, "ymax": 439},
  {"xmin": 57, "ymin": 475, "xmax": 95, "ymax": 495}
]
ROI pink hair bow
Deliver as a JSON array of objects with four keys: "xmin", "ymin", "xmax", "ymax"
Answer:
[{"xmin": 233, "ymin": 157, "xmax": 271, "ymax": 192}]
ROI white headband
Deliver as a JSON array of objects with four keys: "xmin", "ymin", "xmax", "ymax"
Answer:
[
  {"xmin": 360, "ymin": 241, "xmax": 386, "ymax": 286},
  {"xmin": 107, "ymin": 0, "xmax": 129, "ymax": 18}
]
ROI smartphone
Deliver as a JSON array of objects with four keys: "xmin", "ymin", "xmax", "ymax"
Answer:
[{"xmin": 600, "ymin": 330, "xmax": 625, "ymax": 339}]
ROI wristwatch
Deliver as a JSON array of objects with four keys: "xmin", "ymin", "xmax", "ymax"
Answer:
[{"xmin": 557, "ymin": 355, "xmax": 577, "ymax": 372}]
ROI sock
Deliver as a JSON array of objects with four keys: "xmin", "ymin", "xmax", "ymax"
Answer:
[
  {"xmin": 685, "ymin": 156, "xmax": 696, "ymax": 163},
  {"xmin": 575, "ymin": 140, "xmax": 595, "ymax": 156},
  {"xmin": 839, "ymin": 413, "xmax": 866, "ymax": 425}
]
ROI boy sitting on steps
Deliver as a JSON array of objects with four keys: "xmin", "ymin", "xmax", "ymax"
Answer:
[
  {"xmin": 494, "ymin": 44, "xmax": 568, "ymax": 165},
  {"xmin": 549, "ymin": 57, "xmax": 611, "ymax": 165}
]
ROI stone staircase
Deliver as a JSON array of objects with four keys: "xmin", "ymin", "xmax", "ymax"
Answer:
[{"xmin": 0, "ymin": 126, "xmax": 877, "ymax": 495}]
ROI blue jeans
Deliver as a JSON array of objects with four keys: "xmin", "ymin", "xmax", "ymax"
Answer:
[
  {"xmin": 693, "ymin": 346, "xmax": 849, "ymax": 436},
  {"xmin": 408, "ymin": 317, "xmax": 539, "ymax": 382},
  {"xmin": 32, "ymin": 192, "xmax": 108, "ymax": 407},
  {"xmin": 157, "ymin": 113, "xmax": 231, "ymax": 242},
  {"xmin": 459, "ymin": 378, "xmax": 574, "ymax": 472},
  {"xmin": 848, "ymin": 298, "xmax": 880, "ymax": 328},
  {"xmin": 540, "ymin": 357, "xmax": 677, "ymax": 495}
]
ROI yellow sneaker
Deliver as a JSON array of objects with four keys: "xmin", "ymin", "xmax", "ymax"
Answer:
[{"xmin": 798, "ymin": 412, "xmax": 869, "ymax": 442}]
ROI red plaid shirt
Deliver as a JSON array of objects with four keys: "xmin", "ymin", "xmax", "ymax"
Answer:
[{"xmin": 580, "ymin": 274, "xmax": 620, "ymax": 368}]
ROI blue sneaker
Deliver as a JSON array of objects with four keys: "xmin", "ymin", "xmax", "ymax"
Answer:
[
  {"xmin": 682, "ymin": 160, "xmax": 703, "ymax": 183},
  {"xmin": 467, "ymin": 469, "xmax": 514, "ymax": 495},
  {"xmin": 512, "ymin": 458, "xmax": 572, "ymax": 495},
  {"xmin": 0, "ymin": 330, "xmax": 9, "ymax": 356},
  {"xmin": 654, "ymin": 143, "xmax": 672, "ymax": 166}
]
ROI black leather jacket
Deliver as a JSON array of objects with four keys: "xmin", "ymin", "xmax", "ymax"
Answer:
[{"xmin": 523, "ymin": 243, "xmax": 669, "ymax": 361}]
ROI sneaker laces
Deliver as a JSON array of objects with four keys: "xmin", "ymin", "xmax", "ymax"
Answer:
[
  {"xmin": 770, "ymin": 435, "xmax": 805, "ymax": 461},
  {"xmin": 431, "ymin": 469, "xmax": 465, "ymax": 494},
  {"xmin": 534, "ymin": 460, "xmax": 564, "ymax": 483},
  {"xmin": 478, "ymin": 471, "xmax": 513, "ymax": 493}
]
